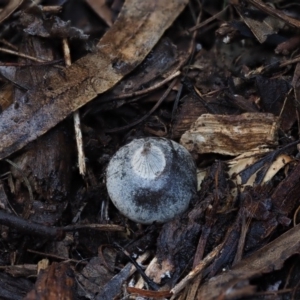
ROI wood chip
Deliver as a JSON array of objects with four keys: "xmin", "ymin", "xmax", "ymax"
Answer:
[{"xmin": 180, "ymin": 113, "xmax": 279, "ymax": 156}]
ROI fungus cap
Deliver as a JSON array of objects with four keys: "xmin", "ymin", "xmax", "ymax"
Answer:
[{"xmin": 106, "ymin": 137, "xmax": 197, "ymax": 224}]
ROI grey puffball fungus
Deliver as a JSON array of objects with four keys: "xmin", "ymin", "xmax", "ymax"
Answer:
[{"xmin": 106, "ymin": 137, "xmax": 197, "ymax": 224}]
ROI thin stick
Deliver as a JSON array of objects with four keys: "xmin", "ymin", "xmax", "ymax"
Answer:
[
  {"xmin": 27, "ymin": 249, "xmax": 87, "ymax": 265},
  {"xmin": 170, "ymin": 243, "xmax": 223, "ymax": 298},
  {"xmin": 63, "ymin": 223, "xmax": 124, "ymax": 232},
  {"xmin": 188, "ymin": 5, "xmax": 229, "ymax": 33},
  {"xmin": 0, "ymin": 59, "xmax": 63, "ymax": 67},
  {"xmin": 0, "ymin": 47, "xmax": 48, "ymax": 63},
  {"xmin": 0, "ymin": 39, "xmax": 18, "ymax": 51},
  {"xmin": 0, "ymin": 210, "xmax": 65, "ymax": 240},
  {"xmin": 62, "ymin": 38, "xmax": 86, "ymax": 175},
  {"xmin": 41, "ymin": 6, "xmax": 63, "ymax": 13},
  {"xmin": 105, "ymin": 78, "xmax": 178, "ymax": 133},
  {"xmin": 110, "ymin": 70, "xmax": 180, "ymax": 100}
]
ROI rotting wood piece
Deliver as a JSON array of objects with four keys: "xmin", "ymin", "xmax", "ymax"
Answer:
[
  {"xmin": 196, "ymin": 222, "xmax": 300, "ymax": 300},
  {"xmin": 8, "ymin": 35, "xmax": 73, "ymax": 223},
  {"xmin": 0, "ymin": 271, "xmax": 33, "ymax": 300},
  {"xmin": 201, "ymin": 160, "xmax": 300, "ymax": 278},
  {"xmin": 180, "ymin": 113, "xmax": 278, "ymax": 156}
]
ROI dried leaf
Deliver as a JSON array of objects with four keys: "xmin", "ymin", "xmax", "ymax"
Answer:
[
  {"xmin": 24, "ymin": 263, "xmax": 75, "ymax": 300},
  {"xmin": 0, "ymin": 0, "xmax": 188, "ymax": 160},
  {"xmin": 0, "ymin": 0, "xmax": 24, "ymax": 24},
  {"xmin": 86, "ymin": 0, "xmax": 114, "ymax": 27}
]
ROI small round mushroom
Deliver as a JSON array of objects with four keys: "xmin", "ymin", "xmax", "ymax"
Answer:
[{"xmin": 106, "ymin": 137, "xmax": 197, "ymax": 224}]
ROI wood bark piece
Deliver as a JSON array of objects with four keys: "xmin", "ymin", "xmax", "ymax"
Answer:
[
  {"xmin": 235, "ymin": 6, "xmax": 283, "ymax": 44},
  {"xmin": 96, "ymin": 252, "xmax": 150, "ymax": 300},
  {"xmin": 196, "ymin": 222, "xmax": 300, "ymax": 300},
  {"xmin": 180, "ymin": 113, "xmax": 278, "ymax": 156},
  {"xmin": 0, "ymin": 272, "xmax": 33, "ymax": 300},
  {"xmin": 8, "ymin": 35, "xmax": 73, "ymax": 223},
  {"xmin": 0, "ymin": 0, "xmax": 188, "ymax": 160}
]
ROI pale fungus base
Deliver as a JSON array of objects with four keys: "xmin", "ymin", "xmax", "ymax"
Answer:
[{"xmin": 106, "ymin": 137, "xmax": 197, "ymax": 224}]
